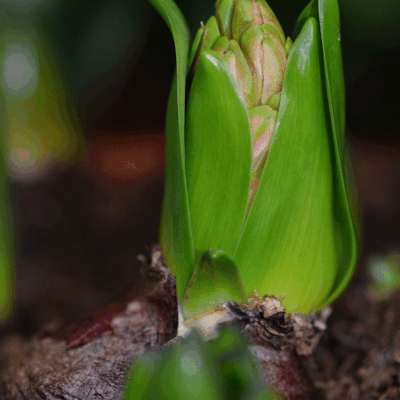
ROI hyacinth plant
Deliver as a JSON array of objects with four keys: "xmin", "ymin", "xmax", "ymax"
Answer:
[{"xmin": 149, "ymin": 0, "xmax": 358, "ymax": 317}]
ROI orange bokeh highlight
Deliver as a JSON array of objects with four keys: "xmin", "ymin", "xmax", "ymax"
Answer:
[{"xmin": 84, "ymin": 132, "xmax": 164, "ymax": 190}]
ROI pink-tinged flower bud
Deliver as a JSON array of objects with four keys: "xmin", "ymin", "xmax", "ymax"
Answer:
[
  {"xmin": 212, "ymin": 37, "xmax": 256, "ymax": 107},
  {"xmin": 247, "ymin": 105, "xmax": 277, "ymax": 210},
  {"xmin": 249, "ymin": 105, "xmax": 277, "ymax": 173},
  {"xmin": 194, "ymin": 0, "xmax": 292, "ymax": 200},
  {"xmin": 231, "ymin": 0, "xmax": 285, "ymax": 44},
  {"xmin": 241, "ymin": 25, "xmax": 287, "ymax": 105}
]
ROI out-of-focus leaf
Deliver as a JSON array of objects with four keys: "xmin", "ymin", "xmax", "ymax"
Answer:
[
  {"xmin": 0, "ymin": 16, "xmax": 86, "ymax": 320},
  {"xmin": 0, "ymin": 91, "xmax": 13, "ymax": 322},
  {"xmin": 235, "ymin": 18, "xmax": 336, "ymax": 314},
  {"xmin": 150, "ymin": 0, "xmax": 195, "ymax": 300},
  {"xmin": 209, "ymin": 328, "xmax": 276, "ymax": 400},
  {"xmin": 125, "ymin": 330, "xmax": 224, "ymax": 400},
  {"xmin": 0, "ymin": 22, "xmax": 84, "ymax": 179},
  {"xmin": 183, "ymin": 249, "xmax": 246, "ymax": 320},
  {"xmin": 123, "ymin": 354, "xmax": 157, "ymax": 400},
  {"xmin": 125, "ymin": 327, "xmax": 276, "ymax": 399},
  {"xmin": 185, "ymin": 50, "xmax": 251, "ymax": 264}
]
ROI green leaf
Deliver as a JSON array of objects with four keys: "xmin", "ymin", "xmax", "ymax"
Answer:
[
  {"xmin": 209, "ymin": 328, "xmax": 276, "ymax": 400},
  {"xmin": 185, "ymin": 50, "xmax": 252, "ymax": 264},
  {"xmin": 317, "ymin": 0, "xmax": 358, "ymax": 307},
  {"xmin": 293, "ymin": 0, "xmax": 358, "ymax": 307},
  {"xmin": 149, "ymin": 0, "xmax": 195, "ymax": 300},
  {"xmin": 189, "ymin": 26, "xmax": 204, "ymax": 69},
  {"xmin": 0, "ymin": 93, "xmax": 13, "ymax": 323},
  {"xmin": 183, "ymin": 250, "xmax": 246, "ymax": 320},
  {"xmin": 319, "ymin": 0, "xmax": 345, "ymax": 160},
  {"xmin": 123, "ymin": 353, "xmax": 157, "ymax": 400},
  {"xmin": 0, "ymin": 24, "xmax": 12, "ymax": 321},
  {"xmin": 234, "ymin": 18, "xmax": 336, "ymax": 314},
  {"xmin": 125, "ymin": 327, "xmax": 276, "ymax": 399},
  {"xmin": 292, "ymin": 0, "xmax": 318, "ymax": 39},
  {"xmin": 125, "ymin": 330, "xmax": 224, "ymax": 400}
]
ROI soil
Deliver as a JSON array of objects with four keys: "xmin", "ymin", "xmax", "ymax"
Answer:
[{"xmin": 0, "ymin": 136, "xmax": 399, "ymax": 399}]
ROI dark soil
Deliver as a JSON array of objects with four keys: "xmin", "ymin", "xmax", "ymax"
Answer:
[
  {"xmin": 0, "ymin": 136, "xmax": 399, "ymax": 399},
  {"xmin": 305, "ymin": 279, "xmax": 400, "ymax": 399}
]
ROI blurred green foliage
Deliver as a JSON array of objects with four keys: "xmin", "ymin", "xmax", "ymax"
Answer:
[
  {"xmin": 124, "ymin": 328, "xmax": 276, "ymax": 400},
  {"xmin": 0, "ymin": 18, "xmax": 84, "ymax": 179},
  {"xmin": 368, "ymin": 252, "xmax": 400, "ymax": 300}
]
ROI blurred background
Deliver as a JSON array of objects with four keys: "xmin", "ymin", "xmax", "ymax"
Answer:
[{"xmin": 0, "ymin": 0, "xmax": 399, "ymax": 338}]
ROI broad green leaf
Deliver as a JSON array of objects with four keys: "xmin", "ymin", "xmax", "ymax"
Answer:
[
  {"xmin": 234, "ymin": 18, "xmax": 336, "ymax": 314},
  {"xmin": 319, "ymin": 0, "xmax": 346, "ymax": 159},
  {"xmin": 293, "ymin": 0, "xmax": 358, "ymax": 307},
  {"xmin": 185, "ymin": 50, "xmax": 251, "ymax": 263},
  {"xmin": 317, "ymin": 0, "xmax": 358, "ymax": 307},
  {"xmin": 294, "ymin": 1, "xmax": 346, "ymax": 156},
  {"xmin": 150, "ymin": 0, "xmax": 195, "ymax": 299},
  {"xmin": 183, "ymin": 250, "xmax": 246, "ymax": 320}
]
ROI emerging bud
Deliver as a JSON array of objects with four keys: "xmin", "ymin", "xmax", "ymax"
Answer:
[
  {"xmin": 249, "ymin": 105, "xmax": 277, "ymax": 174},
  {"xmin": 212, "ymin": 37, "xmax": 256, "ymax": 107},
  {"xmin": 240, "ymin": 24, "xmax": 287, "ymax": 106},
  {"xmin": 194, "ymin": 0, "xmax": 292, "ymax": 200},
  {"xmin": 230, "ymin": 0, "xmax": 285, "ymax": 44},
  {"xmin": 247, "ymin": 105, "xmax": 277, "ymax": 212}
]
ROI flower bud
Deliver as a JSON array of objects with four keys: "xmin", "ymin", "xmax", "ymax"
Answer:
[
  {"xmin": 193, "ymin": 0, "xmax": 289, "ymax": 200},
  {"xmin": 249, "ymin": 105, "xmax": 277, "ymax": 174},
  {"xmin": 240, "ymin": 25, "xmax": 286, "ymax": 105},
  {"xmin": 215, "ymin": 0, "xmax": 235, "ymax": 37},
  {"xmin": 212, "ymin": 37, "xmax": 256, "ymax": 107},
  {"xmin": 231, "ymin": 0, "xmax": 285, "ymax": 43},
  {"xmin": 247, "ymin": 105, "xmax": 277, "ymax": 210}
]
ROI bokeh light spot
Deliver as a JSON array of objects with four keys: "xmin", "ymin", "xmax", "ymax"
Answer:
[{"xmin": 2, "ymin": 44, "xmax": 38, "ymax": 97}]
